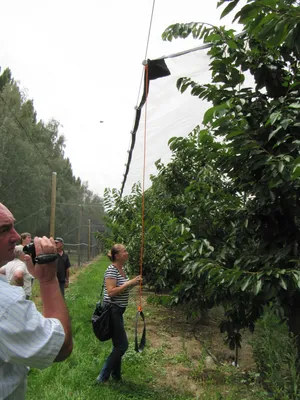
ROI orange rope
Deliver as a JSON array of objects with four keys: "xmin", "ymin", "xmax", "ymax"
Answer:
[{"xmin": 138, "ymin": 64, "xmax": 149, "ymax": 312}]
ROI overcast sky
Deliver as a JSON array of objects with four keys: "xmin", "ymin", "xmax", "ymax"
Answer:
[{"xmin": 0, "ymin": 0, "xmax": 243, "ymax": 197}]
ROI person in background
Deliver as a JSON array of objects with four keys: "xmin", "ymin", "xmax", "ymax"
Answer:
[
  {"xmin": 0, "ymin": 202, "xmax": 73, "ymax": 399},
  {"xmin": 20, "ymin": 232, "xmax": 31, "ymax": 246},
  {"xmin": 0, "ymin": 245, "xmax": 32, "ymax": 299},
  {"xmin": 20, "ymin": 232, "xmax": 34, "ymax": 286},
  {"xmin": 55, "ymin": 237, "xmax": 71, "ymax": 297},
  {"xmin": 96, "ymin": 243, "xmax": 142, "ymax": 384}
]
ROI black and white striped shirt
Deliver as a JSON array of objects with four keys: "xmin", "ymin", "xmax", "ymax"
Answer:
[{"xmin": 103, "ymin": 265, "xmax": 130, "ymax": 308}]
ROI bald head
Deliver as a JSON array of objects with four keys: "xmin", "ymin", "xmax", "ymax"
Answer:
[
  {"xmin": 0, "ymin": 203, "xmax": 14, "ymax": 221},
  {"xmin": 0, "ymin": 203, "xmax": 20, "ymax": 266}
]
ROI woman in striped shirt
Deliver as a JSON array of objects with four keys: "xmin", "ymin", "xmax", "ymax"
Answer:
[{"xmin": 96, "ymin": 244, "xmax": 142, "ymax": 383}]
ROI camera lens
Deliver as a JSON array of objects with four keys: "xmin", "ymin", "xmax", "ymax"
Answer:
[{"xmin": 23, "ymin": 242, "xmax": 36, "ymax": 264}]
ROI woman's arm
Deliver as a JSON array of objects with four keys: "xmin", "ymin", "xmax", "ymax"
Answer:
[{"xmin": 106, "ymin": 275, "xmax": 142, "ymax": 297}]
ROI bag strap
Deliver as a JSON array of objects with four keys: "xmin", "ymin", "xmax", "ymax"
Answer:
[{"xmin": 100, "ymin": 276, "xmax": 105, "ymax": 299}]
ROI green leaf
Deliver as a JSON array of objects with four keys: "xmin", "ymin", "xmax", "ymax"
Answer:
[
  {"xmin": 279, "ymin": 277, "xmax": 287, "ymax": 290},
  {"xmin": 183, "ymin": 253, "xmax": 190, "ymax": 262},
  {"xmin": 258, "ymin": 18, "xmax": 278, "ymax": 41},
  {"xmin": 241, "ymin": 277, "xmax": 251, "ymax": 292},
  {"xmin": 270, "ymin": 191, "xmax": 276, "ymax": 202},
  {"xmin": 199, "ymin": 242, "xmax": 203, "ymax": 255},
  {"xmin": 238, "ymin": 4, "xmax": 260, "ymax": 24},
  {"xmin": 227, "ymin": 39, "xmax": 238, "ymax": 49},
  {"xmin": 293, "ymin": 157, "xmax": 300, "ymax": 172},
  {"xmin": 269, "ymin": 112, "xmax": 281, "ymax": 125},
  {"xmin": 230, "ymin": 68, "xmax": 244, "ymax": 86},
  {"xmin": 292, "ymin": 272, "xmax": 300, "ymax": 288},
  {"xmin": 254, "ymin": 280, "xmax": 262, "ymax": 295},
  {"xmin": 268, "ymin": 19, "xmax": 288, "ymax": 46},
  {"xmin": 181, "ymin": 224, "xmax": 185, "ymax": 235},
  {"xmin": 263, "ymin": 0, "xmax": 277, "ymax": 6},
  {"xmin": 278, "ymin": 161, "xmax": 284, "ymax": 173},
  {"xmin": 289, "ymin": 103, "xmax": 300, "ymax": 109},
  {"xmin": 291, "ymin": 166, "xmax": 300, "ymax": 180},
  {"xmin": 269, "ymin": 176, "xmax": 283, "ymax": 188},
  {"xmin": 168, "ymin": 136, "xmax": 178, "ymax": 146},
  {"xmin": 203, "ymin": 107, "xmax": 215, "ymax": 125},
  {"xmin": 280, "ymin": 119, "xmax": 292, "ymax": 130},
  {"xmin": 176, "ymin": 77, "xmax": 184, "ymax": 91},
  {"xmin": 220, "ymin": 0, "xmax": 239, "ymax": 19},
  {"xmin": 226, "ymin": 130, "xmax": 244, "ymax": 139},
  {"xmin": 206, "ymin": 33, "xmax": 222, "ymax": 42},
  {"xmin": 249, "ymin": 13, "xmax": 268, "ymax": 34},
  {"xmin": 203, "ymin": 103, "xmax": 228, "ymax": 125},
  {"xmin": 268, "ymin": 126, "xmax": 281, "ymax": 141}
]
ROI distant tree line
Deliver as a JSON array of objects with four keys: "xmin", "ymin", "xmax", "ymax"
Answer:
[{"xmin": 0, "ymin": 68, "xmax": 105, "ymax": 245}]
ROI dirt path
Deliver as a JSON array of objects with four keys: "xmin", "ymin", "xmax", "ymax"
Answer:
[{"xmin": 134, "ymin": 291, "xmax": 257, "ymax": 398}]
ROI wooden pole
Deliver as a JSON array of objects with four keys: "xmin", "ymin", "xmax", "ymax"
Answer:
[
  {"xmin": 88, "ymin": 218, "xmax": 91, "ymax": 260},
  {"xmin": 77, "ymin": 205, "xmax": 82, "ymax": 266},
  {"xmin": 49, "ymin": 172, "xmax": 57, "ymax": 238}
]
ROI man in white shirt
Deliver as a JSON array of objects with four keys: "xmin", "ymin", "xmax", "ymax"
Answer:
[
  {"xmin": 0, "ymin": 202, "xmax": 73, "ymax": 399},
  {"xmin": 20, "ymin": 232, "xmax": 35, "ymax": 287},
  {"xmin": 0, "ymin": 245, "xmax": 32, "ymax": 299}
]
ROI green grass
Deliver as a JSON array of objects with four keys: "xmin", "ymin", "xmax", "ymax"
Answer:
[
  {"xmin": 26, "ymin": 258, "xmax": 194, "ymax": 400},
  {"xmin": 26, "ymin": 258, "xmax": 270, "ymax": 400}
]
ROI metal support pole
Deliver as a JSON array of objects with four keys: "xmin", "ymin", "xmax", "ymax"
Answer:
[
  {"xmin": 88, "ymin": 219, "xmax": 91, "ymax": 260},
  {"xmin": 77, "ymin": 205, "xmax": 83, "ymax": 266},
  {"xmin": 49, "ymin": 172, "xmax": 57, "ymax": 238}
]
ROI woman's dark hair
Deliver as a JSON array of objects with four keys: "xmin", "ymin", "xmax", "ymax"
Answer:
[{"xmin": 107, "ymin": 244, "xmax": 124, "ymax": 262}]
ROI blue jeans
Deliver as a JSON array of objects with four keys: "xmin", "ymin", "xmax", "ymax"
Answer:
[{"xmin": 98, "ymin": 304, "xmax": 128, "ymax": 382}]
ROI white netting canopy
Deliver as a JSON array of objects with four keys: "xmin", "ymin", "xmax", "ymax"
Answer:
[
  {"xmin": 121, "ymin": 36, "xmax": 254, "ymax": 196},
  {"xmin": 122, "ymin": 44, "xmax": 213, "ymax": 196}
]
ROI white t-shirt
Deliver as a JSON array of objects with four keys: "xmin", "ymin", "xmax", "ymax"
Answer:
[
  {"xmin": 0, "ymin": 275, "xmax": 65, "ymax": 399},
  {"xmin": 0, "ymin": 259, "xmax": 32, "ymax": 297}
]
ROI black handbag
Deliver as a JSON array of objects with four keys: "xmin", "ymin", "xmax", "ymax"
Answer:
[
  {"xmin": 92, "ymin": 301, "xmax": 112, "ymax": 341},
  {"xmin": 92, "ymin": 278, "xmax": 112, "ymax": 341}
]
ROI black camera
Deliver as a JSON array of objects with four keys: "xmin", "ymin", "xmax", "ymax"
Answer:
[{"xmin": 23, "ymin": 243, "xmax": 58, "ymax": 264}]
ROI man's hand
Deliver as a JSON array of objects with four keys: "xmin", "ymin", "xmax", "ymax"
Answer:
[{"xmin": 24, "ymin": 236, "xmax": 58, "ymax": 284}]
